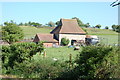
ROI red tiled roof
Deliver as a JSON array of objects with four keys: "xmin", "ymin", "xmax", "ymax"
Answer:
[
  {"xmin": 33, "ymin": 34, "xmax": 58, "ymax": 43},
  {"xmin": 51, "ymin": 19, "xmax": 86, "ymax": 34}
]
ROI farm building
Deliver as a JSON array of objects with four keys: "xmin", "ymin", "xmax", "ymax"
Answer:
[
  {"xmin": 51, "ymin": 19, "xmax": 86, "ymax": 45},
  {"xmin": 34, "ymin": 18, "xmax": 86, "ymax": 46},
  {"xmin": 33, "ymin": 34, "xmax": 58, "ymax": 47}
]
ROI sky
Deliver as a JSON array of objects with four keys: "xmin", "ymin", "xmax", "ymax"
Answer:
[{"xmin": 0, "ymin": 2, "xmax": 118, "ymax": 28}]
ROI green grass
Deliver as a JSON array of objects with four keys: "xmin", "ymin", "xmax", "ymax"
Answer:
[
  {"xmin": 97, "ymin": 35, "xmax": 118, "ymax": 45},
  {"xmin": 19, "ymin": 26, "xmax": 52, "ymax": 39},
  {"xmin": 85, "ymin": 28, "xmax": 118, "ymax": 35},
  {"xmin": 33, "ymin": 46, "xmax": 80, "ymax": 62},
  {"xmin": 84, "ymin": 28, "xmax": 118, "ymax": 45}
]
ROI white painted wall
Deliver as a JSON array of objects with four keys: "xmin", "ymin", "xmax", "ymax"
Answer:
[{"xmin": 59, "ymin": 34, "xmax": 86, "ymax": 45}]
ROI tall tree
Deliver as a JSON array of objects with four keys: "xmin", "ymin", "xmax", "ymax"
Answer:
[{"xmin": 2, "ymin": 21, "xmax": 24, "ymax": 44}]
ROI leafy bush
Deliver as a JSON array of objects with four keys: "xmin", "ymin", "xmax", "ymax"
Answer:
[
  {"xmin": 57, "ymin": 45, "xmax": 120, "ymax": 79},
  {"xmin": 5, "ymin": 57, "xmax": 68, "ymax": 79},
  {"xmin": 2, "ymin": 22, "xmax": 24, "ymax": 44},
  {"xmin": 61, "ymin": 38, "xmax": 69, "ymax": 46},
  {"xmin": 2, "ymin": 42, "xmax": 44, "ymax": 69}
]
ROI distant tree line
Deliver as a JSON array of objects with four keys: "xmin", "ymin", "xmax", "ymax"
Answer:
[{"xmin": 2, "ymin": 18, "xmax": 119, "ymax": 33}]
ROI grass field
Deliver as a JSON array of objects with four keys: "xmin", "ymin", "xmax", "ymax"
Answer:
[
  {"xmin": 85, "ymin": 28, "xmax": 118, "ymax": 35},
  {"xmin": 84, "ymin": 28, "xmax": 118, "ymax": 45},
  {"xmin": 19, "ymin": 26, "xmax": 53, "ymax": 39},
  {"xmin": 33, "ymin": 46, "xmax": 80, "ymax": 62}
]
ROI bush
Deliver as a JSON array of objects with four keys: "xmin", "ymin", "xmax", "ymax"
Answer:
[
  {"xmin": 61, "ymin": 38, "xmax": 69, "ymax": 46},
  {"xmin": 2, "ymin": 22, "xmax": 24, "ymax": 44},
  {"xmin": 5, "ymin": 57, "xmax": 68, "ymax": 79},
  {"xmin": 2, "ymin": 42, "xmax": 44, "ymax": 69},
  {"xmin": 57, "ymin": 45, "xmax": 120, "ymax": 79}
]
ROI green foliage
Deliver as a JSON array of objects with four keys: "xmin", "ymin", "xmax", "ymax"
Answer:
[
  {"xmin": 95, "ymin": 24, "xmax": 101, "ymax": 28},
  {"xmin": 112, "ymin": 25, "xmax": 120, "ymax": 32},
  {"xmin": 47, "ymin": 21, "xmax": 55, "ymax": 27},
  {"xmin": 105, "ymin": 26, "xmax": 109, "ymax": 29},
  {"xmin": 30, "ymin": 22, "xmax": 42, "ymax": 27},
  {"xmin": 84, "ymin": 23, "xmax": 90, "ymax": 28},
  {"xmin": 57, "ymin": 45, "xmax": 119, "ymax": 79},
  {"xmin": 61, "ymin": 38, "xmax": 70, "ymax": 46},
  {"xmin": 2, "ymin": 42, "xmax": 44, "ymax": 68},
  {"xmin": 75, "ymin": 45, "xmax": 112, "ymax": 79},
  {"xmin": 2, "ymin": 21, "xmax": 24, "ymax": 44}
]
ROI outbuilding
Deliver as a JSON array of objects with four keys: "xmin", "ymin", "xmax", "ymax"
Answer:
[{"xmin": 33, "ymin": 34, "xmax": 58, "ymax": 47}]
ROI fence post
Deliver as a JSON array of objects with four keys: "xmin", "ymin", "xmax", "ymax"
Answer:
[
  {"xmin": 69, "ymin": 53, "xmax": 72, "ymax": 68},
  {"xmin": 43, "ymin": 51, "xmax": 46, "ymax": 58}
]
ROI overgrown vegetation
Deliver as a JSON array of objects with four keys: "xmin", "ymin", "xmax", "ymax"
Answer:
[
  {"xmin": 2, "ymin": 44, "xmax": 119, "ymax": 79},
  {"xmin": 56, "ymin": 45, "xmax": 119, "ymax": 80},
  {"xmin": 2, "ymin": 42, "xmax": 44, "ymax": 74}
]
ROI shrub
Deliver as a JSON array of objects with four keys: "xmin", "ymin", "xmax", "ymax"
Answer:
[
  {"xmin": 2, "ymin": 22, "xmax": 24, "ymax": 44},
  {"xmin": 61, "ymin": 38, "xmax": 70, "ymax": 46},
  {"xmin": 2, "ymin": 42, "xmax": 44, "ymax": 69},
  {"xmin": 57, "ymin": 45, "xmax": 120, "ymax": 79}
]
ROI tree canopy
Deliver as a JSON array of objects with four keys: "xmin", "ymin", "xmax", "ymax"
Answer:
[
  {"xmin": 112, "ymin": 24, "xmax": 120, "ymax": 32},
  {"xmin": 2, "ymin": 21, "xmax": 24, "ymax": 44},
  {"xmin": 95, "ymin": 24, "xmax": 101, "ymax": 28}
]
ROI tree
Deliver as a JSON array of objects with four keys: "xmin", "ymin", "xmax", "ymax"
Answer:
[
  {"xmin": 61, "ymin": 38, "xmax": 69, "ymax": 46},
  {"xmin": 111, "ymin": 25, "xmax": 120, "ymax": 32},
  {"xmin": 47, "ymin": 21, "xmax": 55, "ymax": 27},
  {"xmin": 112, "ymin": 25, "xmax": 116, "ymax": 31},
  {"xmin": 105, "ymin": 26, "xmax": 109, "ymax": 29},
  {"xmin": 2, "ymin": 42, "xmax": 44, "ymax": 68},
  {"xmin": 18, "ymin": 22, "xmax": 24, "ymax": 26},
  {"xmin": 30, "ymin": 22, "xmax": 42, "ymax": 27},
  {"xmin": 2, "ymin": 21, "xmax": 24, "ymax": 44},
  {"xmin": 84, "ymin": 23, "xmax": 90, "ymax": 28},
  {"xmin": 95, "ymin": 24, "xmax": 101, "ymax": 28},
  {"xmin": 72, "ymin": 17, "xmax": 84, "ymax": 27}
]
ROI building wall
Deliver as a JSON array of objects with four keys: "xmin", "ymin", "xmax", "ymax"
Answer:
[
  {"xmin": 43, "ymin": 42, "xmax": 58, "ymax": 47},
  {"xmin": 59, "ymin": 34, "xmax": 86, "ymax": 45}
]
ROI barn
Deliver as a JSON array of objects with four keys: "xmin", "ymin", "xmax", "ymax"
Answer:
[
  {"xmin": 33, "ymin": 34, "xmax": 58, "ymax": 47},
  {"xmin": 51, "ymin": 19, "xmax": 86, "ymax": 45}
]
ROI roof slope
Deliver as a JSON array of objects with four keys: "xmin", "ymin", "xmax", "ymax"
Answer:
[
  {"xmin": 51, "ymin": 19, "xmax": 86, "ymax": 34},
  {"xmin": 33, "ymin": 34, "xmax": 58, "ymax": 42}
]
